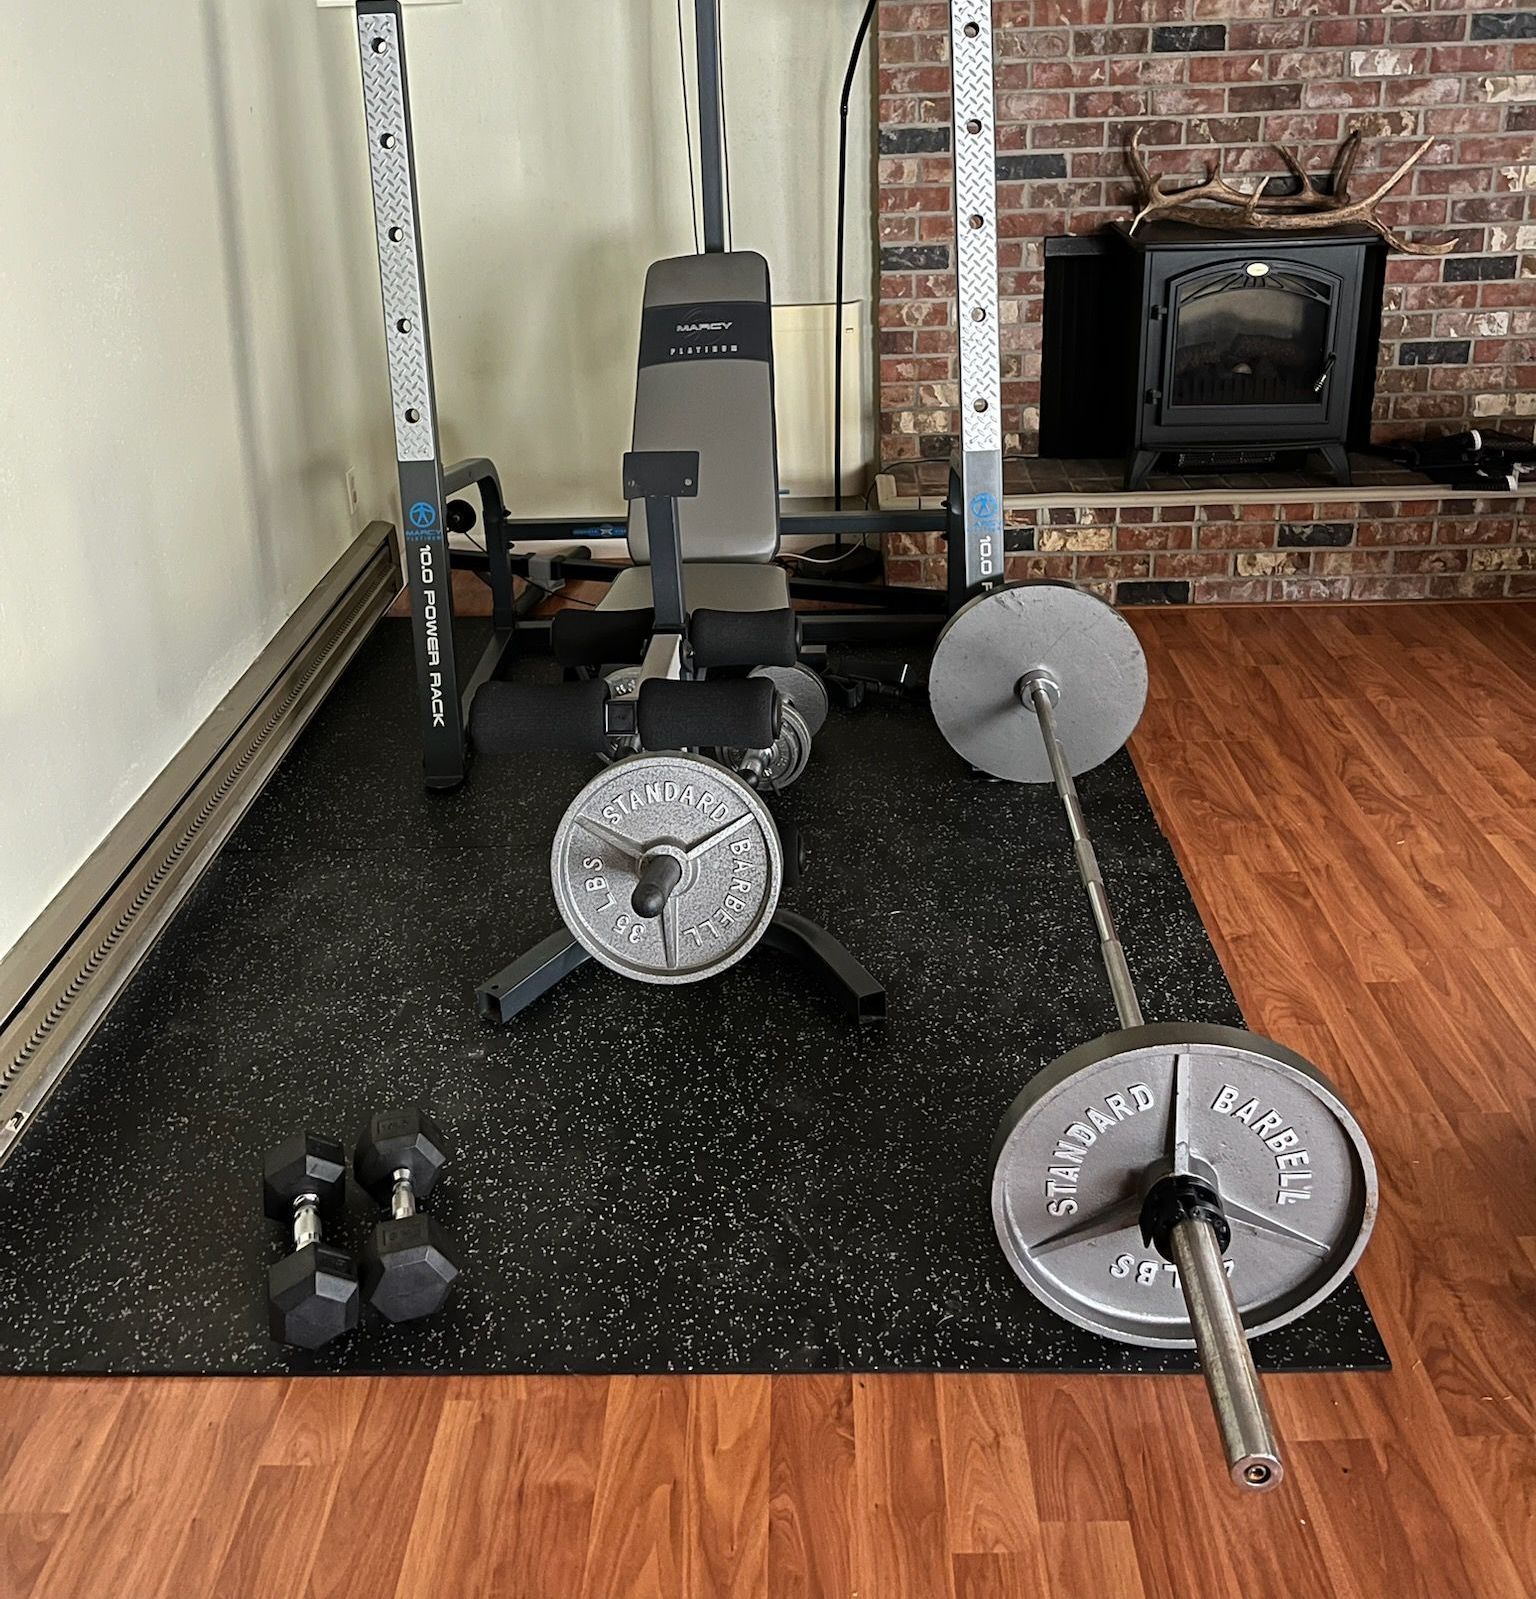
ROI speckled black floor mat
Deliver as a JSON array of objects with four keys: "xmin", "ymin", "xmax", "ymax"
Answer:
[{"xmin": 0, "ymin": 620, "xmax": 1387, "ymax": 1376}]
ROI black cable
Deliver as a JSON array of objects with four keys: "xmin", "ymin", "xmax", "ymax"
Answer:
[
  {"xmin": 833, "ymin": 0, "xmax": 878, "ymax": 517},
  {"xmin": 677, "ymin": 0, "xmax": 701, "ymax": 254},
  {"xmin": 716, "ymin": 0, "xmax": 733, "ymax": 250}
]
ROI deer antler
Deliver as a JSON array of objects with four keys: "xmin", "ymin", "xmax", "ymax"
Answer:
[
  {"xmin": 1123, "ymin": 129, "xmax": 1455, "ymax": 255},
  {"xmin": 1126, "ymin": 128, "xmax": 1266, "ymax": 231},
  {"xmin": 1328, "ymin": 130, "xmax": 1363, "ymax": 203}
]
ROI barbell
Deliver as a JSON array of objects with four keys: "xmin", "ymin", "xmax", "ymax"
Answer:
[{"xmin": 930, "ymin": 580, "xmax": 1378, "ymax": 1492}]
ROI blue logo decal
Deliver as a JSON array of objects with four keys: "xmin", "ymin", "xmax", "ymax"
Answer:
[
  {"xmin": 408, "ymin": 500, "xmax": 438, "ymax": 531},
  {"xmin": 970, "ymin": 491, "xmax": 1000, "ymax": 525}
]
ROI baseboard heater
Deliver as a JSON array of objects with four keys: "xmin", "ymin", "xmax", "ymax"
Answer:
[{"xmin": 0, "ymin": 521, "xmax": 403, "ymax": 1171}]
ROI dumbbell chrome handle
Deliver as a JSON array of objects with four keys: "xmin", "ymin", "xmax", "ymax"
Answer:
[
  {"xmin": 1023, "ymin": 674, "xmax": 1143, "ymax": 1030},
  {"xmin": 391, "ymin": 1167, "xmax": 418, "ymax": 1221},
  {"xmin": 1169, "ymin": 1217, "xmax": 1284, "ymax": 1491},
  {"xmin": 292, "ymin": 1194, "xmax": 322, "ymax": 1251}
]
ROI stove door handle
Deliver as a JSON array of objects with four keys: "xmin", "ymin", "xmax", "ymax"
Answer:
[{"xmin": 1312, "ymin": 352, "xmax": 1337, "ymax": 395}]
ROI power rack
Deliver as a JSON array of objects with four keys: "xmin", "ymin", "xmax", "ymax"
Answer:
[{"xmin": 353, "ymin": 0, "xmax": 1005, "ymax": 786}]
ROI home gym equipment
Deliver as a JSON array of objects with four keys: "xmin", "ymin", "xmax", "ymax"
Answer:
[
  {"xmin": 470, "ymin": 452, "xmax": 883, "ymax": 1026},
  {"xmin": 355, "ymin": 1108, "xmax": 461, "ymax": 1323},
  {"xmin": 944, "ymin": 0, "xmax": 1007, "ymax": 614},
  {"xmin": 931, "ymin": 579, "xmax": 1379, "ymax": 1491},
  {"xmin": 352, "ymin": 1, "xmax": 950, "ymax": 792},
  {"xmin": 261, "ymin": 1132, "xmax": 361, "ymax": 1350},
  {"xmin": 355, "ymin": 2, "xmax": 532, "ymax": 790}
]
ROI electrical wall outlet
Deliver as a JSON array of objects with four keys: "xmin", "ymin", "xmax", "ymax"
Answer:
[
  {"xmin": 316, "ymin": 0, "xmax": 461, "ymax": 8},
  {"xmin": 345, "ymin": 468, "xmax": 362, "ymax": 531}
]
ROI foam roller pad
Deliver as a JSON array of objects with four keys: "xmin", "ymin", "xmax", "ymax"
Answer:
[
  {"xmin": 469, "ymin": 680, "xmax": 611, "ymax": 755},
  {"xmin": 637, "ymin": 678, "xmax": 780, "ymax": 751},
  {"xmin": 688, "ymin": 607, "xmax": 798, "ymax": 669},
  {"xmin": 550, "ymin": 607, "xmax": 656, "ymax": 667}
]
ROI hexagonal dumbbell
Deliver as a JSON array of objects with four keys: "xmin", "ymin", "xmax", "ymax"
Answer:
[
  {"xmin": 261, "ymin": 1132, "xmax": 361, "ymax": 1350},
  {"xmin": 354, "ymin": 1109, "xmax": 462, "ymax": 1323}
]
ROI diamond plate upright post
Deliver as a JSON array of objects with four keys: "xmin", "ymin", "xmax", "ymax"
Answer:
[
  {"xmin": 948, "ymin": 0, "xmax": 1005, "ymax": 610},
  {"xmin": 357, "ymin": 1, "xmax": 464, "ymax": 789}
]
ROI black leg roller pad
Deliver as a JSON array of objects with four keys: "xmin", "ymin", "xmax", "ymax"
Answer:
[
  {"xmin": 688, "ymin": 606, "xmax": 799, "ymax": 669},
  {"xmin": 637, "ymin": 675, "xmax": 779, "ymax": 751},
  {"xmin": 549, "ymin": 607, "xmax": 656, "ymax": 669},
  {"xmin": 468, "ymin": 679, "xmax": 613, "ymax": 755}
]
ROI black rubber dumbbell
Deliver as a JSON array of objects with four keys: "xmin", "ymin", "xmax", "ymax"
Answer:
[
  {"xmin": 354, "ymin": 1109, "xmax": 462, "ymax": 1323},
  {"xmin": 261, "ymin": 1133, "xmax": 361, "ymax": 1350}
]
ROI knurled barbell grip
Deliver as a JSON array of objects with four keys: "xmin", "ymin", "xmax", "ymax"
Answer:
[
  {"xmin": 1168, "ymin": 1217, "xmax": 1285, "ymax": 1492},
  {"xmin": 1023, "ymin": 674, "xmax": 1144, "ymax": 1031}
]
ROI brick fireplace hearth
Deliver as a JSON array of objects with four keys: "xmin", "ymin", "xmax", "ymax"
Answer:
[{"xmin": 874, "ymin": 0, "xmax": 1536, "ymax": 601}]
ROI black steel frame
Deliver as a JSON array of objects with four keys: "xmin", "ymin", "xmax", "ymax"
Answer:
[{"xmin": 475, "ymin": 909, "xmax": 886, "ymax": 1028}]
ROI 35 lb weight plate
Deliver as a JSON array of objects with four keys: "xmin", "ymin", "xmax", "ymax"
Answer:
[
  {"xmin": 991, "ymin": 1023, "xmax": 1377, "ymax": 1347},
  {"xmin": 930, "ymin": 581, "xmax": 1148, "ymax": 782},
  {"xmin": 551, "ymin": 753, "xmax": 783, "ymax": 984}
]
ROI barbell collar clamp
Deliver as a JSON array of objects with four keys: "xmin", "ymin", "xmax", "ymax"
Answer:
[
  {"xmin": 1140, "ymin": 1172, "xmax": 1231, "ymax": 1261},
  {"xmin": 1015, "ymin": 668, "xmax": 1060, "ymax": 709}
]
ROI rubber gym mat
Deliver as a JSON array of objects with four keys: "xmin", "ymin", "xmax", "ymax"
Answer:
[{"xmin": 0, "ymin": 620, "xmax": 1388, "ymax": 1377}]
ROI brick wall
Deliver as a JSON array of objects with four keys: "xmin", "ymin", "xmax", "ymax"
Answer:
[
  {"xmin": 877, "ymin": 0, "xmax": 1536, "ymax": 464},
  {"xmin": 882, "ymin": 495, "xmax": 1536, "ymax": 598}
]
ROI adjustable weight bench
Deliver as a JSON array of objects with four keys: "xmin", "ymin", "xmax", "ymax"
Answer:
[
  {"xmin": 464, "ymin": 253, "xmax": 882, "ymax": 1026},
  {"xmin": 598, "ymin": 249, "xmax": 791, "ymax": 619}
]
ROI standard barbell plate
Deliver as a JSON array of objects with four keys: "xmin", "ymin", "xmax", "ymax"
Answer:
[
  {"xmin": 930, "ymin": 580, "xmax": 1148, "ymax": 782},
  {"xmin": 751, "ymin": 664, "xmax": 829, "ymax": 737},
  {"xmin": 551, "ymin": 752, "xmax": 783, "ymax": 985},
  {"xmin": 717, "ymin": 701, "xmax": 814, "ymax": 791},
  {"xmin": 991, "ymin": 1023, "xmax": 1377, "ymax": 1347},
  {"xmin": 597, "ymin": 668, "xmax": 642, "ymax": 763}
]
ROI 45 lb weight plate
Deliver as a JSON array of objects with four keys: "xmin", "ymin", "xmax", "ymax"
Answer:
[
  {"xmin": 930, "ymin": 581, "xmax": 1147, "ymax": 782},
  {"xmin": 551, "ymin": 753, "xmax": 783, "ymax": 984},
  {"xmin": 991, "ymin": 1023, "xmax": 1377, "ymax": 1347}
]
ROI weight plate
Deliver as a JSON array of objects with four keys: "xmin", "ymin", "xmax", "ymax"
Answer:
[
  {"xmin": 991, "ymin": 1023, "xmax": 1377, "ymax": 1347},
  {"xmin": 930, "ymin": 580, "xmax": 1147, "ymax": 782},
  {"xmin": 717, "ymin": 701, "xmax": 814, "ymax": 791},
  {"xmin": 597, "ymin": 668, "xmax": 642, "ymax": 763},
  {"xmin": 551, "ymin": 752, "xmax": 783, "ymax": 984},
  {"xmin": 751, "ymin": 664, "xmax": 829, "ymax": 736}
]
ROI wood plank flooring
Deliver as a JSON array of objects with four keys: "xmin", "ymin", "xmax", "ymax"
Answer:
[{"xmin": 2, "ymin": 601, "xmax": 1533, "ymax": 1598}]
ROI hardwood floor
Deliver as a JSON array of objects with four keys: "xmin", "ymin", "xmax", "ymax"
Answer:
[{"xmin": 3, "ymin": 601, "xmax": 1534, "ymax": 1598}]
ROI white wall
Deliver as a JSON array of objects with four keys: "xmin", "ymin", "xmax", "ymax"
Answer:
[
  {"xmin": 396, "ymin": 0, "xmax": 876, "ymax": 512},
  {"xmin": 0, "ymin": 1, "xmax": 390, "ymax": 960}
]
